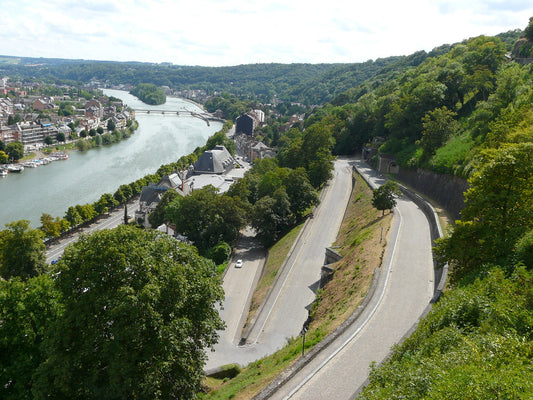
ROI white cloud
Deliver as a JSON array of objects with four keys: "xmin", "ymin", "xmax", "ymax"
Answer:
[{"xmin": 1, "ymin": 0, "xmax": 532, "ymax": 66}]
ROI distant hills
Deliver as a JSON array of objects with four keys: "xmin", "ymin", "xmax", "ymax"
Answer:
[{"xmin": 1, "ymin": 29, "xmax": 522, "ymax": 105}]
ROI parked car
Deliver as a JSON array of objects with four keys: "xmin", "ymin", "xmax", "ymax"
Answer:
[{"xmin": 235, "ymin": 259, "xmax": 243, "ymax": 268}]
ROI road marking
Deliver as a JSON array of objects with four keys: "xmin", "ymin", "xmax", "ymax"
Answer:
[{"xmin": 283, "ymin": 205, "xmax": 403, "ymax": 400}]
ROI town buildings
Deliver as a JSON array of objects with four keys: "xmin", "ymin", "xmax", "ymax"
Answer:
[{"xmin": 0, "ymin": 76, "xmax": 134, "ymax": 150}]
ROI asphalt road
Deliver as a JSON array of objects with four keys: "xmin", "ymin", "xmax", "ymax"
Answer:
[
  {"xmin": 207, "ymin": 227, "xmax": 267, "ymax": 369},
  {"xmin": 45, "ymin": 200, "xmax": 134, "ymax": 264},
  {"xmin": 206, "ymin": 158, "xmax": 354, "ymax": 370},
  {"xmin": 267, "ymin": 160, "xmax": 435, "ymax": 400}
]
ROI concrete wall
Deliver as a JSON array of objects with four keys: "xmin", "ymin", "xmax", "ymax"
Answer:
[{"xmin": 397, "ymin": 168, "xmax": 468, "ymax": 221}]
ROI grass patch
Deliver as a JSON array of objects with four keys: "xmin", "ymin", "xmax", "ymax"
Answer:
[
  {"xmin": 430, "ymin": 132, "xmax": 476, "ymax": 177},
  {"xmin": 202, "ymin": 172, "xmax": 392, "ymax": 399}
]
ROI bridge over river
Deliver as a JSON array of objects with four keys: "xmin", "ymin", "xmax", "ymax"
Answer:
[{"xmin": 133, "ymin": 109, "xmax": 224, "ymax": 126}]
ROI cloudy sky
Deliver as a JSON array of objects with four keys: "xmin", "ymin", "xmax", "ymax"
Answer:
[{"xmin": 1, "ymin": 0, "xmax": 532, "ymax": 66}]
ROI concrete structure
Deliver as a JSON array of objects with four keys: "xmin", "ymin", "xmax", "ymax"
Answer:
[
  {"xmin": 85, "ymin": 99, "xmax": 104, "ymax": 119},
  {"xmin": 0, "ymin": 125, "xmax": 17, "ymax": 145},
  {"xmin": 235, "ymin": 110, "xmax": 264, "ymax": 136},
  {"xmin": 15, "ymin": 121, "xmax": 58, "ymax": 146},
  {"xmin": 250, "ymin": 141, "xmax": 275, "ymax": 162},
  {"xmin": 378, "ymin": 154, "xmax": 399, "ymax": 174},
  {"xmin": 32, "ymin": 97, "xmax": 57, "ymax": 112}
]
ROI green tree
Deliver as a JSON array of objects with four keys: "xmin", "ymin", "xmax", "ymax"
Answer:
[
  {"xmin": 251, "ymin": 187, "xmax": 294, "ymax": 247},
  {"xmin": 56, "ymin": 132, "xmax": 66, "ymax": 143},
  {"xmin": 44, "ymin": 136, "xmax": 53, "ymax": 145},
  {"xmin": 0, "ymin": 275, "xmax": 63, "ymax": 400},
  {"xmin": 107, "ymin": 119, "xmax": 116, "ymax": 132},
  {"xmin": 524, "ymin": 17, "xmax": 533, "ymax": 41},
  {"xmin": 436, "ymin": 143, "xmax": 533, "ymax": 281},
  {"xmin": 113, "ymin": 187, "xmax": 126, "ymax": 204},
  {"xmin": 40, "ymin": 213, "xmax": 68, "ymax": 239},
  {"xmin": 75, "ymin": 204, "xmax": 97, "ymax": 223},
  {"xmin": 284, "ymin": 167, "xmax": 319, "ymax": 217},
  {"xmin": 301, "ymin": 124, "xmax": 335, "ymax": 187},
  {"xmin": 206, "ymin": 241, "xmax": 232, "ymax": 265},
  {"xmin": 0, "ymin": 221, "xmax": 46, "ymax": 280},
  {"xmin": 0, "ymin": 150, "xmax": 8, "ymax": 164},
  {"xmin": 96, "ymin": 126, "xmax": 104, "ymax": 134},
  {"xmin": 148, "ymin": 188, "xmax": 180, "ymax": 228},
  {"xmin": 34, "ymin": 225, "xmax": 224, "ymax": 400},
  {"xmin": 64, "ymin": 206, "xmax": 83, "ymax": 227},
  {"xmin": 97, "ymin": 193, "xmax": 119, "ymax": 211},
  {"xmin": 166, "ymin": 186, "xmax": 247, "ymax": 252},
  {"xmin": 372, "ymin": 181, "xmax": 402, "ymax": 216},
  {"xmin": 418, "ymin": 106, "xmax": 458, "ymax": 157},
  {"xmin": 5, "ymin": 141, "xmax": 23, "ymax": 162}
]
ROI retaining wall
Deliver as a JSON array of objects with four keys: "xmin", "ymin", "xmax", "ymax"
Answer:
[{"xmin": 397, "ymin": 168, "xmax": 468, "ymax": 220}]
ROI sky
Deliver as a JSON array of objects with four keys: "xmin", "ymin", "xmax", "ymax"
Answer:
[{"xmin": 1, "ymin": 0, "xmax": 532, "ymax": 67}]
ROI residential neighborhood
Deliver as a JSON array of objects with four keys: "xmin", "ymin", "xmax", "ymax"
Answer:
[{"xmin": 0, "ymin": 76, "xmax": 134, "ymax": 152}]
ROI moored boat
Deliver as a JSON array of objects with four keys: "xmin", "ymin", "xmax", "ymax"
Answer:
[{"xmin": 7, "ymin": 165, "xmax": 24, "ymax": 173}]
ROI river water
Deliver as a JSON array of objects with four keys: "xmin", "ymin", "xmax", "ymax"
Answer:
[{"xmin": 0, "ymin": 89, "xmax": 223, "ymax": 227}]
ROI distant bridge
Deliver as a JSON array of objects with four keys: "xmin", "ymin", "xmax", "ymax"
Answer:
[{"xmin": 132, "ymin": 109, "xmax": 225, "ymax": 126}]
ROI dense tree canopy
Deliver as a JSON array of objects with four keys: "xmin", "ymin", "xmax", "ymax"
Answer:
[
  {"xmin": 436, "ymin": 143, "xmax": 533, "ymax": 282},
  {"xmin": 166, "ymin": 186, "xmax": 248, "ymax": 253},
  {"xmin": 0, "ymin": 220, "xmax": 46, "ymax": 280},
  {"xmin": 34, "ymin": 225, "xmax": 224, "ymax": 400},
  {"xmin": 130, "ymin": 83, "xmax": 166, "ymax": 105},
  {"xmin": 0, "ymin": 275, "xmax": 63, "ymax": 400},
  {"xmin": 5, "ymin": 141, "xmax": 24, "ymax": 162},
  {"xmin": 148, "ymin": 187, "xmax": 180, "ymax": 228}
]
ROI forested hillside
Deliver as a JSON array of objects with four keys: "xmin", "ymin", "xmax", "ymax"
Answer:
[{"xmin": 321, "ymin": 22, "xmax": 532, "ymax": 399}]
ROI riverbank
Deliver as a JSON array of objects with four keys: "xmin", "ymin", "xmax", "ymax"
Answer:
[{"xmin": 0, "ymin": 90, "xmax": 223, "ymax": 228}]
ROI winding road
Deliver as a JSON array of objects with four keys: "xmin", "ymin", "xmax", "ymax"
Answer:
[
  {"xmin": 264, "ymin": 160, "xmax": 435, "ymax": 399},
  {"xmin": 206, "ymin": 158, "xmax": 354, "ymax": 370}
]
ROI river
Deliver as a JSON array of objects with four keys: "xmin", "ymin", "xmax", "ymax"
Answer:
[{"xmin": 0, "ymin": 89, "xmax": 223, "ymax": 227}]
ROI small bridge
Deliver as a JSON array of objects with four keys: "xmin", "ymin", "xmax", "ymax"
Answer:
[{"xmin": 133, "ymin": 109, "xmax": 224, "ymax": 126}]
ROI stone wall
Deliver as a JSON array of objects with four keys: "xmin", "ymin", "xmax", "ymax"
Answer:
[{"xmin": 397, "ymin": 168, "xmax": 468, "ymax": 220}]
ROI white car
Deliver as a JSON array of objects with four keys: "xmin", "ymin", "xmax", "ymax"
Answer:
[{"xmin": 235, "ymin": 259, "xmax": 243, "ymax": 268}]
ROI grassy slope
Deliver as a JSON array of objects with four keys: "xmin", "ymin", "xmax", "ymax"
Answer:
[{"xmin": 203, "ymin": 173, "xmax": 392, "ymax": 399}]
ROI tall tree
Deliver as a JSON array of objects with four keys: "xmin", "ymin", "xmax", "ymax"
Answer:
[
  {"xmin": 166, "ymin": 186, "xmax": 247, "ymax": 252},
  {"xmin": 33, "ymin": 225, "xmax": 224, "ymax": 400},
  {"xmin": 418, "ymin": 106, "xmax": 458, "ymax": 157},
  {"xmin": 0, "ymin": 275, "xmax": 63, "ymax": 400},
  {"xmin": 0, "ymin": 221, "xmax": 46, "ymax": 280},
  {"xmin": 284, "ymin": 167, "xmax": 319, "ymax": 217},
  {"xmin": 5, "ymin": 141, "xmax": 23, "ymax": 162},
  {"xmin": 148, "ymin": 188, "xmax": 180, "ymax": 228},
  {"xmin": 40, "ymin": 213, "xmax": 69, "ymax": 239},
  {"xmin": 436, "ymin": 143, "xmax": 533, "ymax": 281},
  {"xmin": 251, "ymin": 187, "xmax": 294, "ymax": 247}
]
